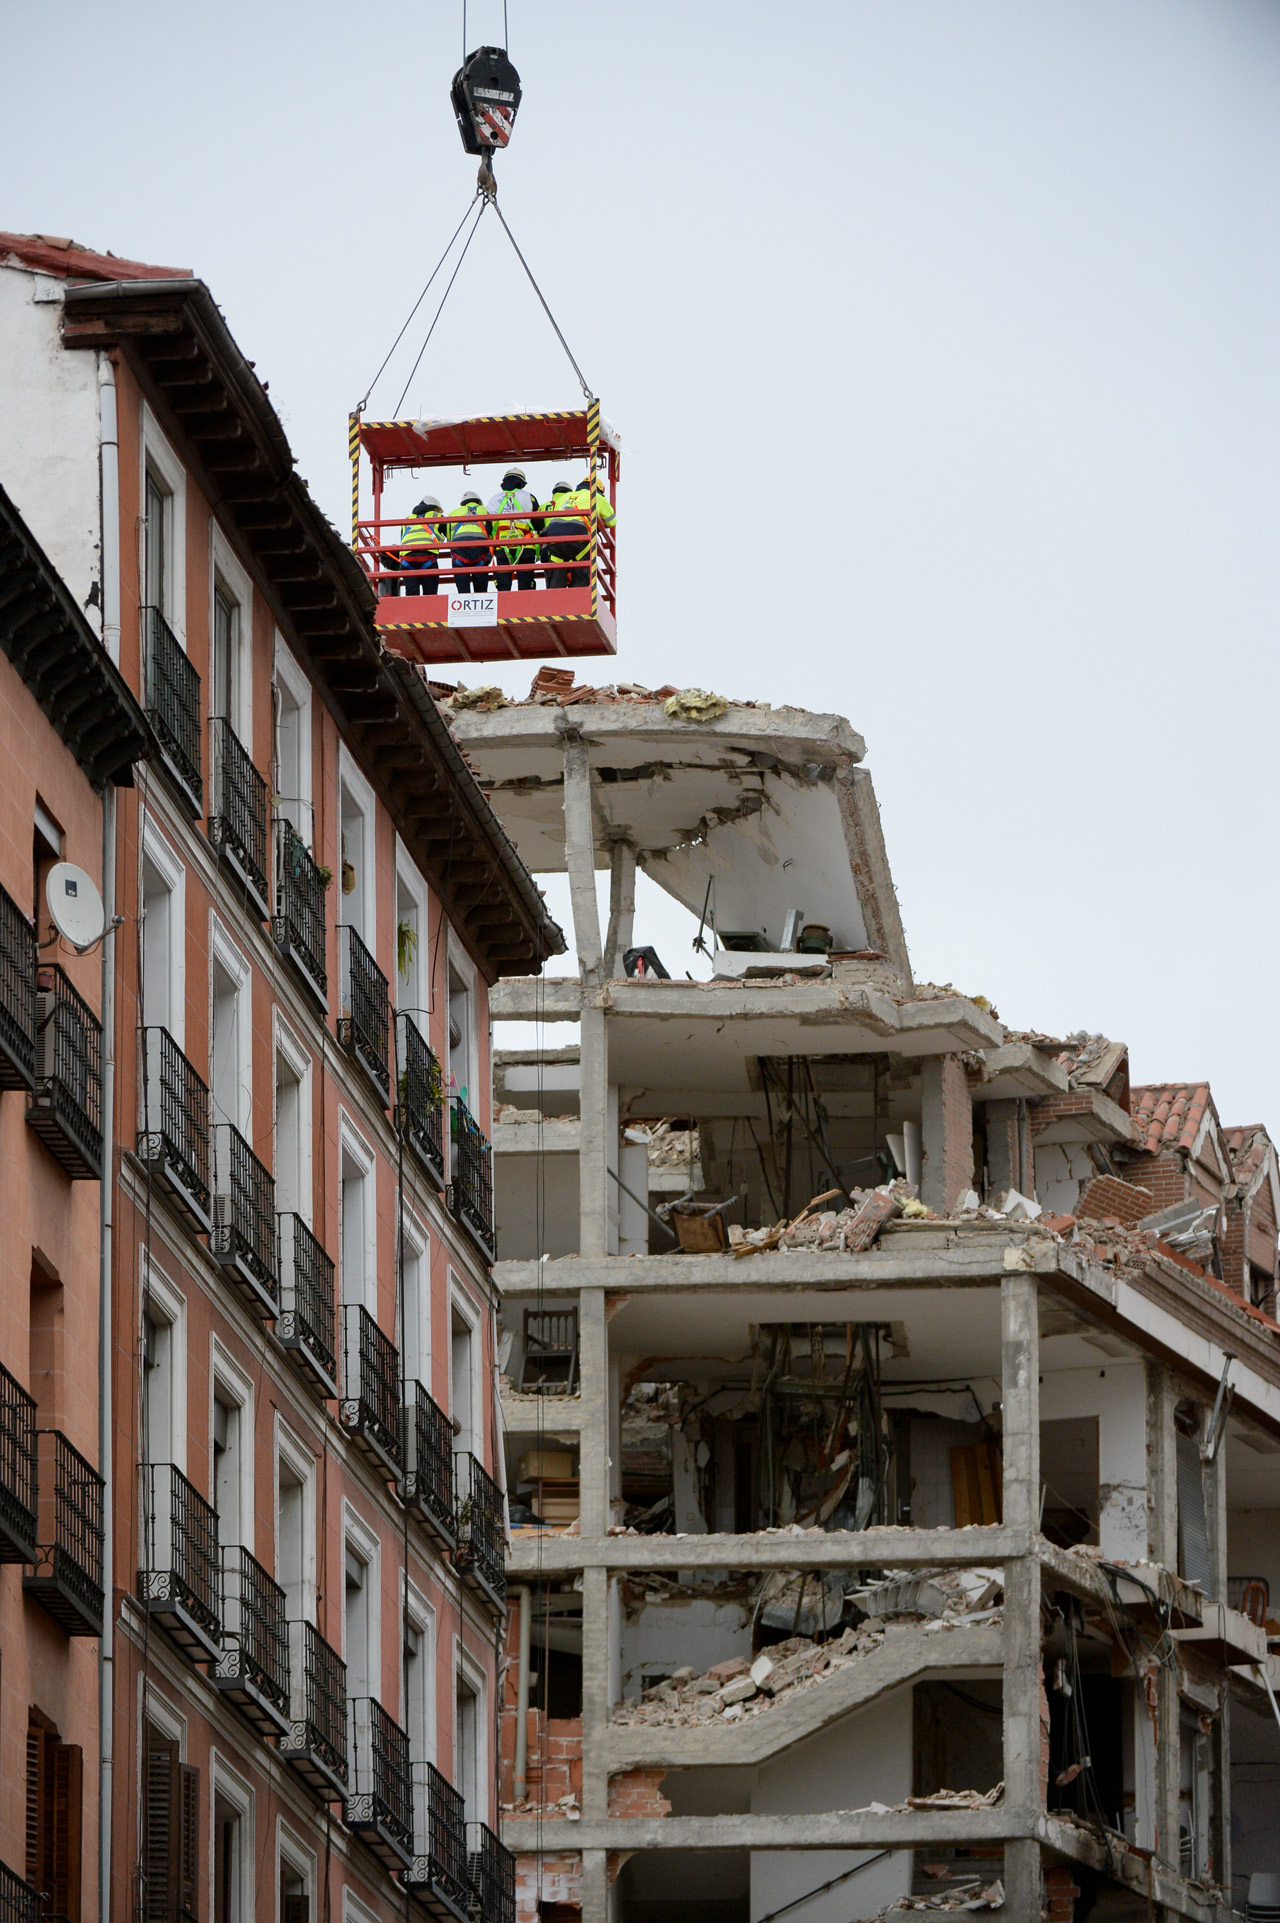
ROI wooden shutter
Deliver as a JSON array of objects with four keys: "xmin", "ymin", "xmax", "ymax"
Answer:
[
  {"xmin": 49, "ymin": 1741, "xmax": 83, "ymax": 1922},
  {"xmin": 282, "ymin": 1896, "xmax": 310, "ymax": 1923},
  {"xmin": 26, "ymin": 1722, "xmax": 48, "ymax": 1893},
  {"xmin": 178, "ymin": 1766, "xmax": 200, "ymax": 1923},
  {"xmin": 144, "ymin": 1737, "xmax": 179, "ymax": 1923}
]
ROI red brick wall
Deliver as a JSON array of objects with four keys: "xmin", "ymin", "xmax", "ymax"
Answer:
[
  {"xmin": 515, "ymin": 1852, "xmax": 581, "ymax": 1923},
  {"xmin": 1029, "ymin": 1090, "xmax": 1100, "ymax": 1136},
  {"xmin": 1043, "ymin": 1863, "xmax": 1079, "ymax": 1920},
  {"xmin": 1116, "ymin": 1150, "xmax": 1191, "ymax": 1213},
  {"xmin": 608, "ymin": 1769, "xmax": 671, "ymax": 1818}
]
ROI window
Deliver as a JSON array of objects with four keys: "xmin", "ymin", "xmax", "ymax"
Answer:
[
  {"xmin": 342, "ymin": 1511, "xmax": 380, "ymax": 1708},
  {"xmin": 143, "ymin": 1727, "xmax": 199, "ymax": 1923},
  {"xmin": 210, "ymin": 929, "xmax": 250, "ymax": 1132},
  {"xmin": 447, "ymin": 959, "xmax": 474, "ymax": 1108},
  {"xmin": 145, "ymin": 470, "xmax": 170, "ymax": 618},
  {"xmin": 277, "ymin": 1827, "xmax": 314, "ymax": 1923},
  {"xmin": 274, "ymin": 643, "xmax": 313, "ymax": 844},
  {"xmin": 450, "ymin": 1293, "xmax": 477, "ymax": 1458},
  {"xmin": 395, "ymin": 851, "xmax": 429, "ymax": 1019},
  {"xmin": 455, "ymin": 1666, "xmax": 483, "ymax": 1823},
  {"xmin": 26, "ymin": 1712, "xmax": 83, "ymax": 1923},
  {"xmin": 401, "ymin": 1219, "xmax": 431, "ymax": 1390},
  {"xmin": 211, "ymin": 1350, "xmax": 252, "ymax": 1554},
  {"xmin": 211, "ymin": 586, "xmax": 239, "ymax": 726},
  {"xmin": 143, "ymin": 1264, "xmax": 186, "ymax": 1474},
  {"xmin": 403, "ymin": 1588, "xmax": 435, "ymax": 1842},
  {"xmin": 210, "ymin": 1760, "xmax": 252, "ymax": 1923},
  {"xmin": 275, "ymin": 1425, "xmax": 315, "ymax": 1623},
  {"xmin": 339, "ymin": 777, "xmax": 373, "ymax": 945},
  {"xmin": 29, "ymin": 1255, "xmax": 64, "ymax": 1427},
  {"xmin": 340, "ymin": 1124, "xmax": 376, "ymax": 1313},
  {"xmin": 141, "ymin": 831, "xmax": 184, "ymax": 1044},
  {"xmin": 274, "ymin": 1027, "xmax": 311, "ymax": 1222},
  {"xmin": 33, "ymin": 799, "xmax": 63, "ymax": 934}
]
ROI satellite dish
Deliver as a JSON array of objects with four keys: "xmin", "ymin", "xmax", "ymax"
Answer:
[{"xmin": 46, "ymin": 863, "xmax": 106, "ymax": 950}]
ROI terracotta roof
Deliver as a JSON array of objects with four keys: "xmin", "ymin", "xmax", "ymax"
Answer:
[
  {"xmin": 1224, "ymin": 1124, "xmax": 1272, "ymax": 1185},
  {"xmin": 1129, "ymin": 1083, "xmax": 1214, "ymax": 1157},
  {"xmin": 0, "ymin": 231, "xmax": 189, "ymax": 283}
]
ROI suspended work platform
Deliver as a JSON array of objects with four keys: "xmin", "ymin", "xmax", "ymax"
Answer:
[{"xmin": 353, "ymin": 408, "xmax": 618, "ymax": 666}]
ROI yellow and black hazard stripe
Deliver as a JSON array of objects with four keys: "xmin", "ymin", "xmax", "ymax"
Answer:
[{"xmin": 348, "ymin": 410, "xmax": 361, "ymax": 548}]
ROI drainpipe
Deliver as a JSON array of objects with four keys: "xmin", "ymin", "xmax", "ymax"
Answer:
[
  {"xmin": 97, "ymin": 349, "xmax": 120, "ymax": 1923},
  {"xmin": 513, "ymin": 1585, "xmax": 532, "ymax": 1803},
  {"xmin": 98, "ymin": 358, "xmax": 121, "ymax": 662}
]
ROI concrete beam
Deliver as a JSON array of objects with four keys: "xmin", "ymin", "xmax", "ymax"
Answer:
[
  {"xmin": 606, "ymin": 1625, "xmax": 1003, "ymax": 1770},
  {"xmin": 508, "ymin": 1524, "xmax": 1024, "ymax": 1576},
  {"xmin": 501, "ymin": 1807, "xmax": 1026, "ymax": 1852}
]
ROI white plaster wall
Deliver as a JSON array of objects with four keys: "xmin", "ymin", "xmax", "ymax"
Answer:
[
  {"xmin": 493, "ymin": 1151, "xmax": 579, "ymax": 1259},
  {"xmin": 0, "ymin": 265, "xmax": 102, "ymax": 625},
  {"xmin": 1035, "ymin": 1142, "xmax": 1096, "ymax": 1215},
  {"xmin": 618, "ymin": 1597, "xmax": 752, "ymax": 1701},
  {"xmin": 1040, "ymin": 1361, "xmax": 1147, "ymax": 1559},
  {"xmin": 1227, "ymin": 1508, "xmax": 1280, "ymax": 1607},
  {"xmin": 750, "ymin": 1690, "xmax": 912, "ymax": 1920}
]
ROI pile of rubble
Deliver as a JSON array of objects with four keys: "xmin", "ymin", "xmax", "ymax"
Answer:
[
  {"xmin": 875, "ymin": 1877, "xmax": 1005, "ymax": 1913},
  {"xmin": 434, "ymin": 669, "xmax": 763, "ymax": 718},
  {"xmin": 612, "ymin": 1570, "xmax": 1003, "ymax": 1728}
]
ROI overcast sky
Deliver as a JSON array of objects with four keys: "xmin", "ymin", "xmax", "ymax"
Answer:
[{"xmin": 5, "ymin": 1, "xmax": 1279, "ymax": 1122}]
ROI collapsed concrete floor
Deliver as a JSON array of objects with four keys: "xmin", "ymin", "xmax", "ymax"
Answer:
[{"xmin": 444, "ymin": 679, "xmax": 1280, "ymax": 1922}]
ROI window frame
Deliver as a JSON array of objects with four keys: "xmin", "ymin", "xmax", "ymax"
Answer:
[
  {"xmin": 448, "ymin": 1275, "xmax": 482, "ymax": 1462},
  {"xmin": 273, "ymin": 1013, "xmax": 313, "ymax": 1226},
  {"xmin": 274, "ymin": 638, "xmax": 314, "ymax": 846},
  {"xmin": 337, "ymin": 746, "xmax": 378, "ymax": 951},
  {"xmin": 400, "ymin": 1211, "xmax": 432, "ymax": 1391},
  {"xmin": 341, "ymin": 1503, "xmax": 382, "ymax": 1707},
  {"xmin": 140, "ymin": 821, "xmax": 186, "ymax": 1049},
  {"xmin": 210, "ymin": 916, "xmax": 253, "ymax": 1135},
  {"xmin": 209, "ymin": 526, "xmax": 253, "ymax": 743},
  {"xmin": 394, "ymin": 840, "xmax": 431, "ymax": 1022},
  {"xmin": 209, "ymin": 1749, "xmax": 254, "ymax": 1923},
  {"xmin": 140, "ymin": 406, "xmax": 187, "ymax": 642},
  {"xmin": 210, "ymin": 1338, "xmax": 255, "ymax": 1556},
  {"xmin": 142, "ymin": 1255, "xmax": 187, "ymax": 1475},
  {"xmin": 338, "ymin": 1111, "xmax": 378, "ymax": 1316},
  {"xmin": 274, "ymin": 1417, "xmax": 317, "ymax": 1625}
]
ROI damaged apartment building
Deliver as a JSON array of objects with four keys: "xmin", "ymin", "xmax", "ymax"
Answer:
[{"xmin": 440, "ymin": 677, "xmax": 1280, "ymax": 1923}]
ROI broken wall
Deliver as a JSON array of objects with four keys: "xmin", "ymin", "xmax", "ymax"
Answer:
[{"xmin": 619, "ymin": 1594, "xmax": 754, "ymax": 1703}]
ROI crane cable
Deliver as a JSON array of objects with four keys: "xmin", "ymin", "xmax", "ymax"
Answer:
[
  {"xmin": 392, "ymin": 196, "xmax": 491, "ymax": 416},
  {"xmin": 355, "ymin": 194, "xmax": 483, "ymax": 416}
]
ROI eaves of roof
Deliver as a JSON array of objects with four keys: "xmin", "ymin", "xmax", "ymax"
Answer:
[
  {"xmin": 59, "ymin": 277, "xmax": 563, "ymax": 976},
  {"xmin": 0, "ymin": 479, "xmax": 152, "ymax": 788}
]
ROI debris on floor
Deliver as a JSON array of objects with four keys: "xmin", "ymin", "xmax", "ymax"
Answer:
[{"xmin": 877, "ymin": 1877, "xmax": 1005, "ymax": 1912}]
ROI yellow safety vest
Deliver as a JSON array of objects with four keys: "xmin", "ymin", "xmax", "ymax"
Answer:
[
  {"xmin": 400, "ymin": 516, "xmax": 444, "ymax": 549},
  {"xmin": 450, "ymin": 504, "xmax": 489, "ymax": 542},
  {"xmin": 489, "ymin": 489, "xmax": 536, "ymax": 558}
]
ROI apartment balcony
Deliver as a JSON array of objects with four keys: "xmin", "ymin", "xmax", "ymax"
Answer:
[
  {"xmin": 274, "ymin": 820, "xmax": 328, "ymax": 1010},
  {"xmin": 340, "ymin": 1305, "xmax": 403, "ymax": 1480},
  {"xmin": 403, "ymin": 1381, "xmax": 456, "ymax": 1553},
  {"xmin": 23, "ymin": 1429, "xmax": 104, "ymax": 1636},
  {"xmin": 279, "ymin": 1619, "xmax": 348, "ymax": 1802},
  {"xmin": 143, "ymin": 606, "xmax": 202, "ymax": 814},
  {"xmin": 339, "ymin": 926, "xmax": 391, "ymax": 1105},
  {"xmin": 467, "ymin": 1823, "xmax": 516, "ymax": 1923},
  {"xmin": 397, "ymin": 1014, "xmax": 447, "ymax": 1189},
  {"xmin": 453, "ymin": 1452, "xmax": 505, "ymax": 1610},
  {"xmin": 208, "ymin": 717, "xmax": 270, "ymax": 920},
  {"xmin": 402, "ymin": 1764, "xmax": 470, "ymax": 1923},
  {"xmin": 0, "ymin": 1858, "xmax": 40, "ymax": 1923},
  {"xmin": 214, "ymin": 1545, "xmax": 291, "ymax": 1739},
  {"xmin": 0, "ymin": 881, "xmax": 36, "ymax": 1092},
  {"xmin": 449, "ymin": 1096, "xmax": 495, "ymax": 1264},
  {"xmin": 27, "ymin": 965, "xmax": 102, "ymax": 1179},
  {"xmin": 211, "ymin": 1123, "xmax": 279, "ymax": 1319},
  {"xmin": 347, "ymin": 1698, "xmax": 414, "ymax": 1871},
  {"xmin": 278, "ymin": 1213, "xmax": 338, "ymax": 1399},
  {"xmin": 138, "ymin": 1463, "xmax": 222, "ymax": 1662},
  {"xmin": 137, "ymin": 1028, "xmax": 212, "ymax": 1232},
  {"xmin": 0, "ymin": 1363, "xmax": 38, "ymax": 1565}
]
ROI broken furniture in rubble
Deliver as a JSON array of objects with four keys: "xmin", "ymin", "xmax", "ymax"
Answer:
[{"xmin": 518, "ymin": 1308, "xmax": 578, "ymax": 1394}]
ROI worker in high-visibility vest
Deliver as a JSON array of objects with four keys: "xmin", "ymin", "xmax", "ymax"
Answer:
[
  {"xmin": 450, "ymin": 491, "xmax": 491, "ymax": 594},
  {"xmin": 385, "ymin": 496, "xmax": 445, "ymax": 596},
  {"xmin": 543, "ymin": 473, "xmax": 615, "ymax": 589},
  {"xmin": 486, "ymin": 467, "xmax": 540, "ymax": 591}
]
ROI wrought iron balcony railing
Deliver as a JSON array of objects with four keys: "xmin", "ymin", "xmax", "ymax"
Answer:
[
  {"xmin": 340, "ymin": 1305, "xmax": 402, "ymax": 1478},
  {"xmin": 27, "ymin": 965, "xmax": 102, "ymax": 1179},
  {"xmin": 467, "ymin": 1823, "xmax": 516, "ymax": 1923},
  {"xmin": 138, "ymin": 1027, "xmax": 212, "ymax": 1231},
  {"xmin": 211, "ymin": 1123, "xmax": 279, "ymax": 1318},
  {"xmin": 339, "ymin": 926, "xmax": 390, "ymax": 1104},
  {"xmin": 274, "ymin": 820, "xmax": 328, "ymax": 1008},
  {"xmin": 209, "ymin": 717, "xmax": 270, "ymax": 918},
  {"xmin": 403, "ymin": 1763, "xmax": 470, "ymax": 1920},
  {"xmin": 215, "ymin": 1545, "xmax": 290, "ymax": 1737},
  {"xmin": 347, "ymin": 1698, "xmax": 413, "ymax": 1869},
  {"xmin": 0, "ymin": 881, "xmax": 36, "ymax": 1092},
  {"xmin": 0, "ymin": 1362, "xmax": 38, "ymax": 1565},
  {"xmin": 278, "ymin": 1213, "xmax": 338, "ymax": 1399},
  {"xmin": 396, "ymin": 1014, "xmax": 446, "ymax": 1188},
  {"xmin": 403, "ymin": 1381, "xmax": 456, "ymax": 1551},
  {"xmin": 24, "ymin": 1429, "xmax": 104, "ymax": 1635},
  {"xmin": 143, "ymin": 606, "xmax": 202, "ymax": 812},
  {"xmin": 280, "ymin": 1620, "xmax": 348, "ymax": 1802},
  {"xmin": 0, "ymin": 1858, "xmax": 40, "ymax": 1923},
  {"xmin": 138, "ymin": 1462, "xmax": 221, "ymax": 1662},
  {"xmin": 453, "ymin": 1452, "xmax": 505, "ymax": 1610},
  {"xmin": 449, "ymin": 1096, "xmax": 495, "ymax": 1263}
]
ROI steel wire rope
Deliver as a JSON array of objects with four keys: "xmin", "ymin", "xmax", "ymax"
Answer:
[
  {"xmin": 488, "ymin": 201, "xmax": 594, "ymax": 402},
  {"xmin": 393, "ymin": 199, "xmax": 491, "ymax": 418},
  {"xmin": 356, "ymin": 197, "xmax": 484, "ymax": 417}
]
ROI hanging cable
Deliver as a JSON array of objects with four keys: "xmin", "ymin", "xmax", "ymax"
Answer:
[
  {"xmin": 489, "ymin": 200, "xmax": 594, "ymax": 400},
  {"xmin": 393, "ymin": 198, "xmax": 490, "ymax": 416},
  {"xmin": 356, "ymin": 196, "xmax": 483, "ymax": 416}
]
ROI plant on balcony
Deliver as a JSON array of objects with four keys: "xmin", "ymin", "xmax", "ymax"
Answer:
[{"xmin": 397, "ymin": 918, "xmax": 418, "ymax": 981}]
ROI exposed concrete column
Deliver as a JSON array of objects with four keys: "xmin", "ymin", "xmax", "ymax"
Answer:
[
  {"xmin": 579, "ymin": 1288, "xmax": 610, "ymax": 1534},
  {"xmin": 579, "ymin": 1004, "xmax": 610, "ymax": 1258},
  {"xmin": 1145, "ymin": 1364, "xmax": 1182, "ymax": 1870},
  {"xmin": 920, "ymin": 1054, "xmax": 974, "ymax": 1212},
  {"xmin": 602, "ymin": 840, "xmax": 636, "ymax": 979},
  {"xmin": 1000, "ymin": 1272, "xmax": 1042, "ymax": 1918},
  {"xmin": 579, "ymin": 1287, "xmax": 611, "ymax": 1922},
  {"xmin": 562, "ymin": 731, "xmax": 602, "ymax": 975}
]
